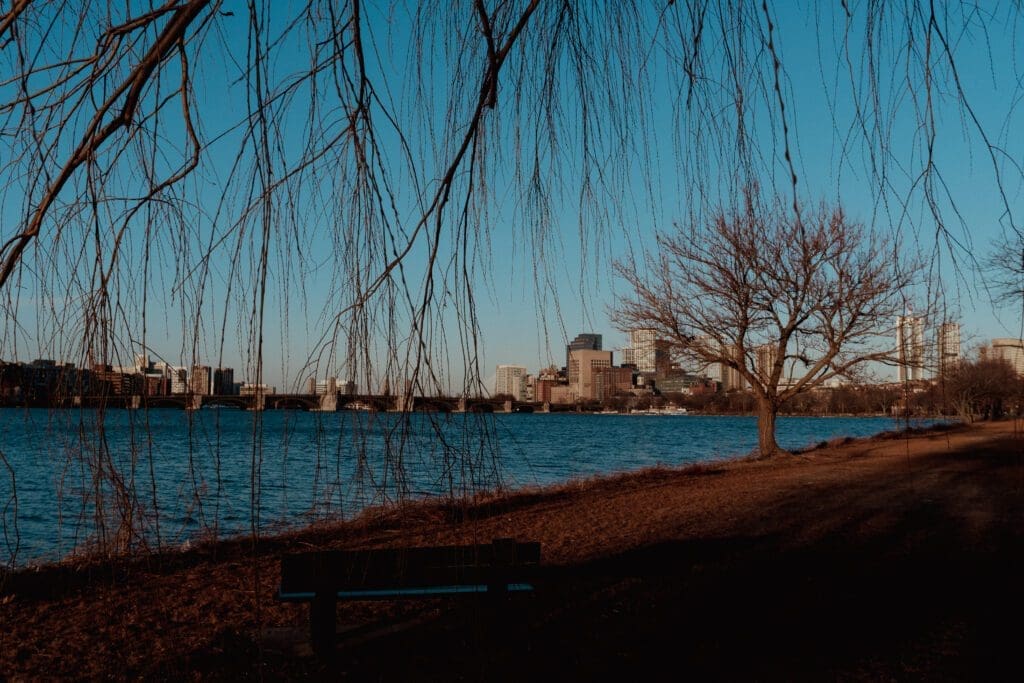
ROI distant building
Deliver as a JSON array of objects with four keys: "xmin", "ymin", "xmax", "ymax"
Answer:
[
  {"xmin": 169, "ymin": 367, "xmax": 188, "ymax": 394},
  {"xmin": 623, "ymin": 328, "xmax": 671, "ymax": 375},
  {"xmin": 190, "ymin": 365, "xmax": 212, "ymax": 395},
  {"xmin": 593, "ymin": 366, "xmax": 634, "ymax": 400},
  {"xmin": 936, "ymin": 322, "xmax": 961, "ymax": 376},
  {"xmin": 988, "ymin": 338, "xmax": 1024, "ymax": 375},
  {"xmin": 532, "ymin": 377, "xmax": 561, "ymax": 404},
  {"xmin": 717, "ymin": 343, "xmax": 747, "ymax": 391},
  {"xmin": 142, "ymin": 373, "xmax": 167, "ymax": 396},
  {"xmin": 896, "ymin": 315, "xmax": 925, "ymax": 382},
  {"xmin": 657, "ymin": 372, "xmax": 711, "ymax": 394},
  {"xmin": 92, "ymin": 364, "xmax": 135, "ymax": 395},
  {"xmin": 566, "ymin": 333, "xmax": 602, "ymax": 374},
  {"xmin": 568, "ymin": 349, "xmax": 613, "ymax": 401},
  {"xmin": 495, "ymin": 365, "xmax": 528, "ymax": 400},
  {"xmin": 548, "ymin": 383, "xmax": 573, "ymax": 405},
  {"xmin": 240, "ymin": 382, "xmax": 275, "ymax": 396},
  {"xmin": 307, "ymin": 376, "xmax": 338, "ymax": 395},
  {"xmin": 755, "ymin": 344, "xmax": 778, "ymax": 385},
  {"xmin": 212, "ymin": 367, "xmax": 235, "ymax": 395},
  {"xmin": 693, "ymin": 336, "xmax": 746, "ymax": 391},
  {"xmin": 523, "ymin": 374, "xmax": 536, "ymax": 401}
]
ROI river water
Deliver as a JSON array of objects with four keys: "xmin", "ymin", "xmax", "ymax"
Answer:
[{"xmin": 0, "ymin": 408, "xmax": 931, "ymax": 566}]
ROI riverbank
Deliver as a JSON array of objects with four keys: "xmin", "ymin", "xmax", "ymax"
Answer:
[{"xmin": 2, "ymin": 419, "xmax": 1021, "ymax": 679}]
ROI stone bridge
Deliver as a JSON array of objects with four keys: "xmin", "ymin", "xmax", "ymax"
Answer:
[{"xmin": 75, "ymin": 393, "xmax": 550, "ymax": 413}]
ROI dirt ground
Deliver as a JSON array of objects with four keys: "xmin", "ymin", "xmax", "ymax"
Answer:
[{"xmin": 2, "ymin": 420, "xmax": 1022, "ymax": 680}]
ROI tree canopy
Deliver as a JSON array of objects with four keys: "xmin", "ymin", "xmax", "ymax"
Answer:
[{"xmin": 614, "ymin": 191, "xmax": 920, "ymax": 455}]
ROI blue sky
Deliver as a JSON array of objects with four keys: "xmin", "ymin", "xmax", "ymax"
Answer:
[
  {"xmin": 477, "ymin": 2, "xmax": 1024, "ymax": 382},
  {"xmin": 1, "ymin": 2, "xmax": 1022, "ymax": 391}
]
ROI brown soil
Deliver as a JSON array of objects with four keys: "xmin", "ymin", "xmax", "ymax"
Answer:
[{"xmin": 2, "ymin": 420, "xmax": 1022, "ymax": 681}]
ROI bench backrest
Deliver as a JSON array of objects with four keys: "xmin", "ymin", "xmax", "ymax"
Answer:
[{"xmin": 280, "ymin": 538, "xmax": 540, "ymax": 595}]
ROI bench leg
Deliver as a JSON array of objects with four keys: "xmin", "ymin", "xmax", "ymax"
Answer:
[{"xmin": 310, "ymin": 592, "xmax": 337, "ymax": 658}]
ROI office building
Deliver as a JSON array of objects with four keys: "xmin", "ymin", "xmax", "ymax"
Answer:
[
  {"xmin": 896, "ymin": 315, "xmax": 925, "ymax": 382},
  {"xmin": 566, "ymin": 333, "xmax": 602, "ymax": 373},
  {"xmin": 190, "ymin": 364, "xmax": 212, "ymax": 395},
  {"xmin": 936, "ymin": 322, "xmax": 961, "ymax": 376},
  {"xmin": 623, "ymin": 328, "xmax": 671, "ymax": 375},
  {"xmin": 495, "ymin": 365, "xmax": 528, "ymax": 401},
  {"xmin": 568, "ymin": 349, "xmax": 613, "ymax": 401},
  {"xmin": 169, "ymin": 367, "xmax": 188, "ymax": 394},
  {"xmin": 755, "ymin": 343, "xmax": 778, "ymax": 384},
  {"xmin": 240, "ymin": 382, "xmax": 275, "ymax": 396},
  {"xmin": 213, "ymin": 367, "xmax": 235, "ymax": 395},
  {"xmin": 307, "ymin": 376, "xmax": 338, "ymax": 395},
  {"xmin": 593, "ymin": 366, "xmax": 634, "ymax": 400}
]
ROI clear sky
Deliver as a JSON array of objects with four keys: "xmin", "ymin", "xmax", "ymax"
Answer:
[
  {"xmin": 476, "ymin": 2, "xmax": 1024, "ymax": 385},
  {"xmin": 1, "ymin": 2, "xmax": 1022, "ymax": 392}
]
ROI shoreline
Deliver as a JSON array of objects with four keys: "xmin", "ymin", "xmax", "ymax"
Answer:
[
  {"xmin": 0, "ymin": 418, "xmax": 961, "ymax": 573},
  {"xmin": 1, "ymin": 418, "xmax": 1021, "ymax": 678}
]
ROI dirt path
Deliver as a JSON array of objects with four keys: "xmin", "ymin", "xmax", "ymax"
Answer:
[{"xmin": 2, "ymin": 421, "xmax": 1022, "ymax": 679}]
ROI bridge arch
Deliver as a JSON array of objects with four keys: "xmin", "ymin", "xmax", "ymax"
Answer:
[{"xmin": 269, "ymin": 396, "xmax": 317, "ymax": 410}]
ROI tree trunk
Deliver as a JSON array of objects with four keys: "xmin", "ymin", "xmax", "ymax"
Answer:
[{"xmin": 757, "ymin": 400, "xmax": 782, "ymax": 457}]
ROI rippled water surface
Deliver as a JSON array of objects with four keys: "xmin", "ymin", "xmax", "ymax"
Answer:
[{"xmin": 0, "ymin": 409, "xmax": 935, "ymax": 565}]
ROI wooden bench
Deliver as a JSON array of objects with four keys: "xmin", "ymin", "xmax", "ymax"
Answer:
[{"xmin": 278, "ymin": 538, "xmax": 541, "ymax": 655}]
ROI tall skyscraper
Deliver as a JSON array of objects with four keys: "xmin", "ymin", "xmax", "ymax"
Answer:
[
  {"xmin": 495, "ymin": 365, "xmax": 528, "ymax": 400},
  {"xmin": 896, "ymin": 315, "xmax": 925, "ymax": 382},
  {"xmin": 566, "ymin": 333, "xmax": 602, "ymax": 372},
  {"xmin": 935, "ymin": 322, "xmax": 961, "ymax": 376},
  {"xmin": 623, "ymin": 328, "xmax": 670, "ymax": 374}
]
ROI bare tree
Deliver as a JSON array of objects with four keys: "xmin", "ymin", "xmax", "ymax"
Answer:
[
  {"xmin": 614, "ymin": 190, "xmax": 922, "ymax": 457},
  {"xmin": 988, "ymin": 235, "xmax": 1024, "ymax": 310},
  {"xmin": 943, "ymin": 353, "xmax": 1022, "ymax": 422}
]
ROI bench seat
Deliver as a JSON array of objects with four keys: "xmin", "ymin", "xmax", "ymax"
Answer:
[{"xmin": 278, "ymin": 538, "xmax": 541, "ymax": 655}]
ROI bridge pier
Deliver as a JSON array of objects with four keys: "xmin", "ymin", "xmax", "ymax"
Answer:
[
  {"xmin": 128, "ymin": 395, "xmax": 142, "ymax": 410},
  {"xmin": 187, "ymin": 394, "xmax": 202, "ymax": 411},
  {"xmin": 502, "ymin": 400, "xmax": 512, "ymax": 413},
  {"xmin": 456, "ymin": 397, "xmax": 467, "ymax": 413},
  {"xmin": 317, "ymin": 392, "xmax": 338, "ymax": 412},
  {"xmin": 540, "ymin": 401, "xmax": 550, "ymax": 413}
]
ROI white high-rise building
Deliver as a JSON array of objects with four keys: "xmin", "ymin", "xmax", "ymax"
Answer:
[
  {"xmin": 936, "ymin": 322, "xmax": 961, "ymax": 376},
  {"xmin": 623, "ymin": 328, "xmax": 670, "ymax": 374},
  {"xmin": 495, "ymin": 365, "xmax": 528, "ymax": 400},
  {"xmin": 896, "ymin": 315, "xmax": 925, "ymax": 382}
]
